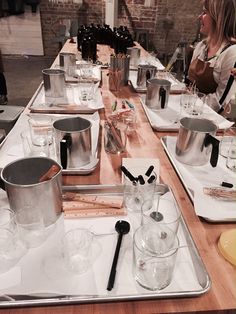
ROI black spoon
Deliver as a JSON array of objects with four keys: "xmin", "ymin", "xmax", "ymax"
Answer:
[{"xmin": 107, "ymin": 220, "xmax": 130, "ymax": 291}]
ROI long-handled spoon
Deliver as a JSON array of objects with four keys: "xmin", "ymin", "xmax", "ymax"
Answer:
[{"xmin": 107, "ymin": 220, "xmax": 130, "ymax": 291}]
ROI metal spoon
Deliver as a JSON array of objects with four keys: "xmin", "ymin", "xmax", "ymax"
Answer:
[{"xmin": 107, "ymin": 220, "xmax": 130, "ymax": 291}]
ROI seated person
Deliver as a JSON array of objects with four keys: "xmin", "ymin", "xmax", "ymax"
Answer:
[{"xmin": 188, "ymin": 0, "xmax": 236, "ymax": 113}]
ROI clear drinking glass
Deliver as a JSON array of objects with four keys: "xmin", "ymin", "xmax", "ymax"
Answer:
[
  {"xmin": 21, "ymin": 130, "xmax": 49, "ymax": 157},
  {"xmin": 123, "ymin": 168, "xmax": 157, "ymax": 213},
  {"xmin": 62, "ymin": 228, "xmax": 94, "ymax": 274},
  {"xmin": 15, "ymin": 207, "xmax": 46, "ymax": 249},
  {"xmin": 133, "ymin": 223, "xmax": 179, "ymax": 290},
  {"xmin": 226, "ymin": 137, "xmax": 236, "ymax": 172},
  {"xmin": 220, "ymin": 126, "xmax": 236, "ymax": 158},
  {"xmin": 190, "ymin": 92, "xmax": 206, "ymax": 116},
  {"xmin": 28, "ymin": 116, "xmax": 53, "ymax": 146},
  {"xmin": 0, "ymin": 228, "xmax": 26, "ymax": 274},
  {"xmin": 104, "ymin": 120, "xmax": 128, "ymax": 154},
  {"xmin": 0, "ymin": 208, "xmax": 16, "ymax": 231}
]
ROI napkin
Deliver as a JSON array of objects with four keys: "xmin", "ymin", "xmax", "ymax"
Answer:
[{"xmin": 0, "ymin": 267, "xmax": 21, "ymax": 290}]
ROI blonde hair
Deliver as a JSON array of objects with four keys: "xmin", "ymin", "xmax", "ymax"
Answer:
[{"xmin": 204, "ymin": 0, "xmax": 236, "ymax": 44}]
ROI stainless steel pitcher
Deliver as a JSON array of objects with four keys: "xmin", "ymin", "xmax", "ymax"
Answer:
[
  {"xmin": 59, "ymin": 52, "xmax": 76, "ymax": 75},
  {"xmin": 0, "ymin": 157, "xmax": 62, "ymax": 226},
  {"xmin": 42, "ymin": 69, "xmax": 65, "ymax": 98},
  {"xmin": 53, "ymin": 117, "xmax": 92, "ymax": 169},
  {"xmin": 136, "ymin": 64, "xmax": 157, "ymax": 88},
  {"xmin": 175, "ymin": 117, "xmax": 219, "ymax": 167},
  {"xmin": 145, "ymin": 78, "xmax": 171, "ymax": 110}
]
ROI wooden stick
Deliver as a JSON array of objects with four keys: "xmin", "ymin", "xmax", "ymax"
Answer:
[
  {"xmin": 63, "ymin": 193, "xmax": 123, "ymax": 208},
  {"xmin": 39, "ymin": 165, "xmax": 61, "ymax": 182},
  {"xmin": 63, "ymin": 206, "xmax": 127, "ymax": 218},
  {"xmin": 106, "ymin": 120, "xmax": 125, "ymax": 151},
  {"xmin": 203, "ymin": 187, "xmax": 236, "ymax": 201}
]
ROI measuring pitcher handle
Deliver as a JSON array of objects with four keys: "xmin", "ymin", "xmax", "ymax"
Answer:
[
  {"xmin": 159, "ymin": 86, "xmax": 166, "ymax": 109},
  {"xmin": 204, "ymin": 134, "xmax": 219, "ymax": 167},
  {"xmin": 60, "ymin": 134, "xmax": 72, "ymax": 169},
  {"xmin": 0, "ymin": 178, "xmax": 5, "ymax": 191}
]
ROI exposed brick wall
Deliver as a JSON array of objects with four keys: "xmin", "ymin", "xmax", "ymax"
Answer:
[
  {"xmin": 40, "ymin": 0, "xmax": 105, "ymax": 56},
  {"xmin": 40, "ymin": 0, "xmax": 202, "ymax": 58}
]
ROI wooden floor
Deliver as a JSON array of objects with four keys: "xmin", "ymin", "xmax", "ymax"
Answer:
[
  {"xmin": 0, "ymin": 7, "xmax": 44, "ymax": 55},
  {"xmin": 2, "ymin": 55, "xmax": 54, "ymax": 107}
]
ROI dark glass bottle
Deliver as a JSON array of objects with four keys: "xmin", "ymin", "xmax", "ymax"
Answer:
[
  {"xmin": 77, "ymin": 25, "xmax": 86, "ymax": 51},
  {"xmin": 81, "ymin": 31, "xmax": 97, "ymax": 63}
]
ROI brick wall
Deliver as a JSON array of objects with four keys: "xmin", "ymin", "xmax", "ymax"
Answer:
[{"xmin": 40, "ymin": 0, "xmax": 202, "ymax": 58}]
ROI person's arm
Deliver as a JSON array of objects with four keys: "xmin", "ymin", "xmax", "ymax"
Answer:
[{"xmin": 205, "ymin": 45, "xmax": 236, "ymax": 112}]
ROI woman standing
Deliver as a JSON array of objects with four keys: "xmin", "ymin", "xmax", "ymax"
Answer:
[{"xmin": 188, "ymin": 0, "xmax": 236, "ymax": 113}]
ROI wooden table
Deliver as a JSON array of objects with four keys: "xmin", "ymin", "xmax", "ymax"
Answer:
[{"xmin": 1, "ymin": 42, "xmax": 235, "ymax": 314}]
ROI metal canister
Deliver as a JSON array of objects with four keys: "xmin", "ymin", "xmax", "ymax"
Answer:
[
  {"xmin": 145, "ymin": 78, "xmax": 171, "ymax": 110},
  {"xmin": 175, "ymin": 117, "xmax": 219, "ymax": 167},
  {"xmin": 136, "ymin": 64, "xmax": 157, "ymax": 88},
  {"xmin": 1, "ymin": 157, "xmax": 62, "ymax": 226},
  {"xmin": 53, "ymin": 116, "xmax": 92, "ymax": 169},
  {"xmin": 42, "ymin": 68, "xmax": 65, "ymax": 98}
]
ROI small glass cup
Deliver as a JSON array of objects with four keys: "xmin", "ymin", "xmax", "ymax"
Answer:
[
  {"xmin": 0, "ymin": 228, "xmax": 26, "ymax": 274},
  {"xmin": 180, "ymin": 92, "xmax": 198, "ymax": 117},
  {"xmin": 15, "ymin": 207, "xmax": 46, "ymax": 249},
  {"xmin": 133, "ymin": 223, "xmax": 179, "ymax": 290},
  {"xmin": 191, "ymin": 92, "xmax": 206, "ymax": 116},
  {"xmin": 62, "ymin": 228, "xmax": 94, "ymax": 274},
  {"xmin": 220, "ymin": 126, "xmax": 236, "ymax": 158},
  {"xmin": 104, "ymin": 120, "xmax": 128, "ymax": 154},
  {"xmin": 121, "ymin": 110, "xmax": 137, "ymax": 133},
  {"xmin": 28, "ymin": 116, "xmax": 53, "ymax": 146},
  {"xmin": 143, "ymin": 196, "xmax": 181, "ymax": 235},
  {"xmin": 21, "ymin": 130, "xmax": 49, "ymax": 157},
  {"xmin": 0, "ymin": 208, "xmax": 16, "ymax": 231},
  {"xmin": 226, "ymin": 136, "xmax": 236, "ymax": 172},
  {"xmin": 77, "ymin": 80, "xmax": 98, "ymax": 104},
  {"xmin": 123, "ymin": 167, "xmax": 157, "ymax": 213}
]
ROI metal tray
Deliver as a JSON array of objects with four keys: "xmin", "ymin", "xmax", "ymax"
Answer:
[
  {"xmin": 0, "ymin": 112, "xmax": 100, "ymax": 175},
  {"xmin": 140, "ymin": 95, "xmax": 234, "ymax": 132},
  {"xmin": 0, "ymin": 184, "xmax": 210, "ymax": 308},
  {"xmin": 161, "ymin": 136, "xmax": 236, "ymax": 222},
  {"xmin": 140, "ymin": 96, "xmax": 179, "ymax": 132},
  {"xmin": 129, "ymin": 70, "xmax": 184, "ymax": 94},
  {"xmin": 28, "ymin": 82, "xmax": 104, "ymax": 114}
]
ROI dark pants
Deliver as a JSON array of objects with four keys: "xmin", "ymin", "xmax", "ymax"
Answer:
[{"xmin": 0, "ymin": 73, "xmax": 7, "ymax": 95}]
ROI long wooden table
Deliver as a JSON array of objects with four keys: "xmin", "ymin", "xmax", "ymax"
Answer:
[{"xmin": 1, "ymin": 42, "xmax": 236, "ymax": 314}]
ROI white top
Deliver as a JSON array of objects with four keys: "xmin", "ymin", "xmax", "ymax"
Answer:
[{"xmin": 191, "ymin": 41, "xmax": 236, "ymax": 111}]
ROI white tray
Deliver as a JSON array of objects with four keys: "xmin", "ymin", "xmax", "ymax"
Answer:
[
  {"xmin": 29, "ymin": 82, "xmax": 104, "ymax": 114},
  {"xmin": 161, "ymin": 136, "xmax": 236, "ymax": 222},
  {"xmin": 0, "ymin": 184, "xmax": 210, "ymax": 308},
  {"xmin": 129, "ymin": 69, "xmax": 185, "ymax": 94},
  {"xmin": 140, "ymin": 95, "xmax": 234, "ymax": 132},
  {"xmin": 0, "ymin": 112, "xmax": 100, "ymax": 175}
]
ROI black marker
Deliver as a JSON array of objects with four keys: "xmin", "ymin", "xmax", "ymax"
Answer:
[
  {"xmin": 147, "ymin": 175, "xmax": 156, "ymax": 184},
  {"xmin": 145, "ymin": 165, "xmax": 154, "ymax": 177},
  {"xmin": 138, "ymin": 175, "xmax": 145, "ymax": 185},
  {"xmin": 221, "ymin": 181, "xmax": 233, "ymax": 188},
  {"xmin": 120, "ymin": 166, "xmax": 136, "ymax": 182}
]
